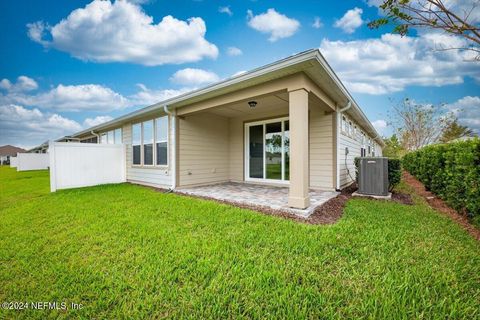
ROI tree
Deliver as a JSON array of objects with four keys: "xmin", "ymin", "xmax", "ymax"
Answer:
[
  {"xmin": 388, "ymin": 98, "xmax": 454, "ymax": 151},
  {"xmin": 383, "ymin": 134, "xmax": 406, "ymax": 157},
  {"xmin": 440, "ymin": 119, "xmax": 475, "ymax": 142},
  {"xmin": 368, "ymin": 0, "xmax": 480, "ymax": 56}
]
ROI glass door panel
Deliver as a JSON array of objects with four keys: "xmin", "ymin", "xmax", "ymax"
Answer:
[
  {"xmin": 249, "ymin": 125, "xmax": 263, "ymax": 178},
  {"xmin": 284, "ymin": 121, "xmax": 290, "ymax": 181},
  {"xmin": 265, "ymin": 122, "xmax": 282, "ymax": 180}
]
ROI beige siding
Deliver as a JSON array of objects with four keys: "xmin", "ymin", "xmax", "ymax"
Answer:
[
  {"xmin": 337, "ymin": 114, "xmax": 380, "ymax": 189},
  {"xmin": 338, "ymin": 132, "xmax": 361, "ymax": 188},
  {"xmin": 309, "ymin": 109, "xmax": 334, "ymax": 190},
  {"xmin": 178, "ymin": 113, "xmax": 230, "ymax": 186},
  {"xmin": 123, "ymin": 118, "xmax": 173, "ymax": 188}
]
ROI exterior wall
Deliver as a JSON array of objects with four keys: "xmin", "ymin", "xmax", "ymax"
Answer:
[
  {"xmin": 178, "ymin": 113, "xmax": 230, "ymax": 186},
  {"xmin": 123, "ymin": 117, "xmax": 173, "ymax": 188},
  {"xmin": 337, "ymin": 112, "xmax": 381, "ymax": 189},
  {"xmin": 228, "ymin": 107, "xmax": 289, "ymax": 183},
  {"xmin": 309, "ymin": 109, "xmax": 334, "ymax": 190}
]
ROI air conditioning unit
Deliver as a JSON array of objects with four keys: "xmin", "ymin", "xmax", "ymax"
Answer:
[{"xmin": 357, "ymin": 157, "xmax": 389, "ymax": 196}]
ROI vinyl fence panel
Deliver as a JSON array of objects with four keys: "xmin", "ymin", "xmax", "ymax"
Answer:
[
  {"xmin": 49, "ymin": 142, "xmax": 126, "ymax": 192},
  {"xmin": 10, "ymin": 157, "xmax": 17, "ymax": 168},
  {"xmin": 17, "ymin": 153, "xmax": 49, "ymax": 171}
]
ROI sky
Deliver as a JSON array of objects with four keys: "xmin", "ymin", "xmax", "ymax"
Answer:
[{"xmin": 0, "ymin": 0, "xmax": 479, "ymax": 149}]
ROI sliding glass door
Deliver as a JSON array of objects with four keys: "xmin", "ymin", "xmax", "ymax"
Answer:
[{"xmin": 245, "ymin": 117, "xmax": 290, "ymax": 183}]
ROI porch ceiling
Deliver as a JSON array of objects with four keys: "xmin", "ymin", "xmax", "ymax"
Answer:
[
  {"xmin": 205, "ymin": 92, "xmax": 289, "ymax": 118},
  {"xmin": 201, "ymin": 91, "xmax": 332, "ymax": 119}
]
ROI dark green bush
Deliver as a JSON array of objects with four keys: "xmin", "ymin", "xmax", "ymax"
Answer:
[
  {"xmin": 387, "ymin": 158, "xmax": 401, "ymax": 192},
  {"xmin": 354, "ymin": 157, "xmax": 401, "ymax": 191},
  {"xmin": 403, "ymin": 138, "xmax": 480, "ymax": 220}
]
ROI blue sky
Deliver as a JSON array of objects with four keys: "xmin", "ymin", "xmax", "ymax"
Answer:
[{"xmin": 0, "ymin": 0, "xmax": 479, "ymax": 148}]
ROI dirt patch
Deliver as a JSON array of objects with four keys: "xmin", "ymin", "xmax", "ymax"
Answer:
[
  {"xmin": 402, "ymin": 171, "xmax": 480, "ymax": 241},
  {"xmin": 392, "ymin": 192, "xmax": 414, "ymax": 205}
]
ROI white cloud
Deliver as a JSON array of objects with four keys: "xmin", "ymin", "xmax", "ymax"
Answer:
[
  {"xmin": 334, "ymin": 7, "xmax": 363, "ymax": 34},
  {"xmin": 445, "ymin": 96, "xmax": 480, "ymax": 134},
  {"xmin": 219, "ymin": 6, "xmax": 233, "ymax": 16},
  {"xmin": 83, "ymin": 115, "xmax": 113, "ymax": 127},
  {"xmin": 129, "ymin": 83, "xmax": 191, "ymax": 106},
  {"xmin": 319, "ymin": 32, "xmax": 480, "ymax": 94},
  {"xmin": 372, "ymin": 119, "xmax": 387, "ymax": 135},
  {"xmin": 27, "ymin": 0, "xmax": 218, "ymax": 66},
  {"xmin": 227, "ymin": 46, "xmax": 243, "ymax": 56},
  {"xmin": 170, "ymin": 68, "xmax": 220, "ymax": 86},
  {"xmin": 1, "ymin": 84, "xmax": 130, "ymax": 112},
  {"xmin": 312, "ymin": 17, "xmax": 323, "ymax": 29},
  {"xmin": 247, "ymin": 8, "xmax": 300, "ymax": 42},
  {"xmin": 0, "ymin": 104, "xmax": 82, "ymax": 147},
  {"xmin": 0, "ymin": 76, "xmax": 38, "ymax": 92},
  {"xmin": 0, "ymin": 76, "xmax": 198, "ymax": 112}
]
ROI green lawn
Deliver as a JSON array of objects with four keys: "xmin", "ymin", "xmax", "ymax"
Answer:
[{"xmin": 1, "ymin": 166, "xmax": 479, "ymax": 319}]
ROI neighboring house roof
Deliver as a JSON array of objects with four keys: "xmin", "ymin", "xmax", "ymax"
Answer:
[
  {"xmin": 27, "ymin": 141, "xmax": 49, "ymax": 153},
  {"xmin": 0, "ymin": 145, "xmax": 26, "ymax": 156},
  {"xmin": 68, "ymin": 49, "xmax": 385, "ymax": 147}
]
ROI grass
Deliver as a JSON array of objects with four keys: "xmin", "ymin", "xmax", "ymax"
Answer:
[{"xmin": 0, "ymin": 166, "xmax": 479, "ymax": 319}]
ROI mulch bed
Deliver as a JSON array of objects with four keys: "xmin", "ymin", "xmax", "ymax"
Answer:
[{"xmin": 402, "ymin": 171, "xmax": 480, "ymax": 241}]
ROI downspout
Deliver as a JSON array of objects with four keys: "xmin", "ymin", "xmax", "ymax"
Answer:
[
  {"xmin": 91, "ymin": 130, "xmax": 100, "ymax": 143},
  {"xmin": 163, "ymin": 105, "xmax": 177, "ymax": 190},
  {"xmin": 336, "ymin": 101, "xmax": 351, "ymax": 190}
]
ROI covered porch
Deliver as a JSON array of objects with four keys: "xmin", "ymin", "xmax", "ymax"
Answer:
[{"xmin": 175, "ymin": 73, "xmax": 338, "ymax": 210}]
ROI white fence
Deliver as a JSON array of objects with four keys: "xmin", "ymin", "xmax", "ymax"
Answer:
[
  {"xmin": 49, "ymin": 142, "xmax": 126, "ymax": 192},
  {"xmin": 10, "ymin": 157, "xmax": 17, "ymax": 168},
  {"xmin": 17, "ymin": 153, "xmax": 49, "ymax": 171}
]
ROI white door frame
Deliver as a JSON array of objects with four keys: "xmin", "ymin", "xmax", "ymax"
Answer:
[{"xmin": 244, "ymin": 117, "xmax": 290, "ymax": 185}]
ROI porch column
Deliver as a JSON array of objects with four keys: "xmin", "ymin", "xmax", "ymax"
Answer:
[{"xmin": 288, "ymin": 89, "xmax": 310, "ymax": 209}]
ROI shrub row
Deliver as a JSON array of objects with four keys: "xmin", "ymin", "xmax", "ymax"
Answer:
[
  {"xmin": 402, "ymin": 138, "xmax": 480, "ymax": 220},
  {"xmin": 354, "ymin": 157, "xmax": 401, "ymax": 192}
]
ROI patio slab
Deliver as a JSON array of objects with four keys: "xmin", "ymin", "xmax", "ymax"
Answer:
[{"xmin": 176, "ymin": 182, "xmax": 339, "ymax": 218}]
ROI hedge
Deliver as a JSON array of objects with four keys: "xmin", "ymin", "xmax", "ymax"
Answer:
[
  {"xmin": 354, "ymin": 157, "xmax": 401, "ymax": 192},
  {"xmin": 402, "ymin": 138, "xmax": 480, "ymax": 221}
]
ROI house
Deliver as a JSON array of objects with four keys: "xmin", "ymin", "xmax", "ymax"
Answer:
[
  {"xmin": 27, "ymin": 141, "xmax": 49, "ymax": 154},
  {"xmin": 0, "ymin": 145, "xmax": 26, "ymax": 164},
  {"xmin": 64, "ymin": 49, "xmax": 384, "ymax": 209}
]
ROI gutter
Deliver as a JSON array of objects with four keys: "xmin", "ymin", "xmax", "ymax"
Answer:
[
  {"xmin": 91, "ymin": 131, "xmax": 100, "ymax": 143},
  {"xmin": 163, "ymin": 105, "xmax": 177, "ymax": 190},
  {"xmin": 336, "ymin": 101, "xmax": 351, "ymax": 190}
]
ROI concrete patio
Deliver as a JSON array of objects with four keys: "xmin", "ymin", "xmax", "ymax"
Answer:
[{"xmin": 177, "ymin": 182, "xmax": 339, "ymax": 218}]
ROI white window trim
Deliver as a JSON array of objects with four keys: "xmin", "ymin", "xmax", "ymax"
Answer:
[
  {"xmin": 142, "ymin": 120, "xmax": 155, "ymax": 167},
  {"xmin": 154, "ymin": 116, "xmax": 169, "ymax": 168},
  {"xmin": 132, "ymin": 123, "xmax": 142, "ymax": 166},
  {"xmin": 244, "ymin": 116, "xmax": 290, "ymax": 185},
  {"xmin": 132, "ymin": 117, "xmax": 170, "ymax": 168}
]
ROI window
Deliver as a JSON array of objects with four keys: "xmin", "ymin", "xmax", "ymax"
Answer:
[
  {"xmin": 143, "ymin": 120, "xmax": 154, "ymax": 165},
  {"xmin": 100, "ymin": 133, "xmax": 107, "ymax": 144},
  {"xmin": 156, "ymin": 116, "xmax": 168, "ymax": 165},
  {"xmin": 341, "ymin": 116, "xmax": 347, "ymax": 133},
  {"xmin": 132, "ymin": 124, "xmax": 141, "ymax": 165},
  {"xmin": 107, "ymin": 131, "xmax": 114, "ymax": 144},
  {"xmin": 114, "ymin": 128, "xmax": 122, "ymax": 144},
  {"xmin": 100, "ymin": 128, "xmax": 122, "ymax": 144},
  {"xmin": 348, "ymin": 121, "xmax": 353, "ymax": 136}
]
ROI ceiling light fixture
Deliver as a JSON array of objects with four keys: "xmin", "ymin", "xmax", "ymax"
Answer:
[{"xmin": 248, "ymin": 101, "xmax": 257, "ymax": 108}]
